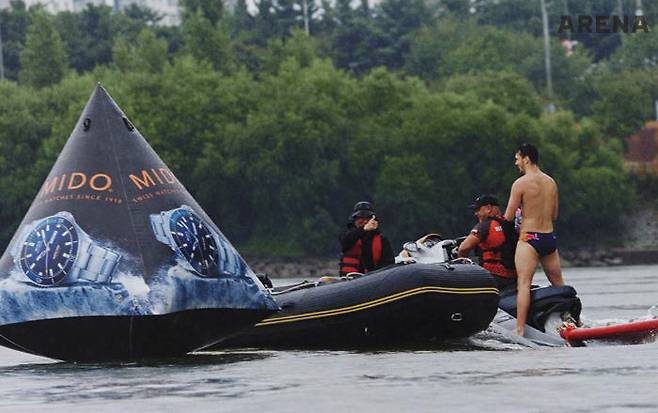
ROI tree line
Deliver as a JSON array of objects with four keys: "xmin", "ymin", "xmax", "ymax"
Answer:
[{"xmin": 0, "ymin": 0, "xmax": 654, "ymax": 256}]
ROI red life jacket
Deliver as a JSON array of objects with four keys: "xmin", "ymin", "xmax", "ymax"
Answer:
[
  {"xmin": 339, "ymin": 234, "xmax": 383, "ymax": 276},
  {"xmin": 479, "ymin": 217, "xmax": 517, "ymax": 278}
]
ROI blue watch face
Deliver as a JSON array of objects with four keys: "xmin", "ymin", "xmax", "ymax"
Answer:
[
  {"xmin": 19, "ymin": 215, "xmax": 79, "ymax": 286},
  {"xmin": 169, "ymin": 208, "xmax": 220, "ymax": 277}
]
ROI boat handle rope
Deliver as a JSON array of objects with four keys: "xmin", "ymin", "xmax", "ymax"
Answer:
[{"xmin": 449, "ymin": 257, "xmax": 475, "ymax": 265}]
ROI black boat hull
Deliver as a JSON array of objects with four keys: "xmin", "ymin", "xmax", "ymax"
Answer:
[
  {"xmin": 214, "ymin": 263, "xmax": 500, "ymax": 349},
  {"xmin": 0, "ymin": 308, "xmax": 272, "ymax": 362}
]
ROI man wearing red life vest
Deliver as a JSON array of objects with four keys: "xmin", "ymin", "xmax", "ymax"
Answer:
[
  {"xmin": 339, "ymin": 201, "xmax": 394, "ymax": 276},
  {"xmin": 458, "ymin": 194, "xmax": 517, "ymax": 290}
]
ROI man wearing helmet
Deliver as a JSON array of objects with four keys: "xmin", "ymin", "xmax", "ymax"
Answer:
[
  {"xmin": 338, "ymin": 201, "xmax": 394, "ymax": 276},
  {"xmin": 458, "ymin": 194, "xmax": 518, "ymax": 291}
]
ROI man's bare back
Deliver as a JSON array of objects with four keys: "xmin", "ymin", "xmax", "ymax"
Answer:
[{"xmin": 504, "ymin": 171, "xmax": 558, "ymax": 232}]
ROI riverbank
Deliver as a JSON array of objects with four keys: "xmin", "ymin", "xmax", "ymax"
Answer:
[
  {"xmin": 560, "ymin": 248, "xmax": 658, "ymax": 267},
  {"xmin": 246, "ymin": 207, "xmax": 658, "ymax": 278},
  {"xmin": 245, "ymin": 248, "xmax": 658, "ymax": 278},
  {"xmin": 246, "ymin": 256, "xmax": 337, "ymax": 279}
]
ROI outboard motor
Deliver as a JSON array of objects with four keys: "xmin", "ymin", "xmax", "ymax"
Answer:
[{"xmin": 498, "ymin": 285, "xmax": 582, "ymax": 332}]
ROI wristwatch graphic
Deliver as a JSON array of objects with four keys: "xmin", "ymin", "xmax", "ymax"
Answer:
[
  {"xmin": 12, "ymin": 212, "xmax": 121, "ymax": 287},
  {"xmin": 150, "ymin": 205, "xmax": 238, "ymax": 278}
]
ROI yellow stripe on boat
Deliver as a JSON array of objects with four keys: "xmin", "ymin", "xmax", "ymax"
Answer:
[{"xmin": 256, "ymin": 286, "xmax": 499, "ymax": 326}]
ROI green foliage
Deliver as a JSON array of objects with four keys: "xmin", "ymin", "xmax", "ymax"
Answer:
[
  {"xmin": 213, "ymin": 58, "xmax": 354, "ymax": 252},
  {"xmin": 271, "ymin": 0, "xmax": 308, "ymax": 37},
  {"xmin": 438, "ymin": 25, "xmax": 533, "ymax": 76},
  {"xmin": 474, "ymin": 0, "xmax": 543, "ymax": 35},
  {"xmin": 373, "ymin": 155, "xmax": 436, "ymax": 238},
  {"xmin": 180, "ymin": 0, "xmax": 224, "ymax": 26},
  {"xmin": 0, "ymin": 0, "xmax": 646, "ymax": 256},
  {"xmin": 405, "ymin": 20, "xmax": 592, "ymax": 109},
  {"xmin": 19, "ymin": 11, "xmax": 68, "ymax": 88},
  {"xmin": 367, "ymin": 0, "xmax": 428, "ymax": 70},
  {"xmin": 590, "ymin": 69, "xmax": 658, "ymax": 139},
  {"xmin": 53, "ymin": 4, "xmax": 157, "ymax": 73},
  {"xmin": 404, "ymin": 21, "xmax": 463, "ymax": 81},
  {"xmin": 113, "ymin": 28, "xmax": 168, "ymax": 73},
  {"xmin": 123, "ymin": 4, "xmax": 162, "ymax": 25},
  {"xmin": 442, "ymin": 70, "xmax": 542, "ymax": 117},
  {"xmin": 330, "ymin": 0, "xmax": 374, "ymax": 72},
  {"xmin": 467, "ymin": 0, "xmax": 644, "ymax": 61},
  {"xmin": 0, "ymin": 81, "xmax": 57, "ymax": 241},
  {"xmin": 259, "ymin": 29, "xmax": 320, "ymax": 73},
  {"xmin": 183, "ymin": 12, "xmax": 235, "ymax": 73},
  {"xmin": 609, "ymin": 30, "xmax": 658, "ymax": 70},
  {"xmin": 57, "ymin": 5, "xmax": 114, "ymax": 72},
  {"xmin": 0, "ymin": 0, "xmax": 30, "ymax": 80}
]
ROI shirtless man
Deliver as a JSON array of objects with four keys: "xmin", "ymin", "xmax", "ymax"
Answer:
[{"xmin": 503, "ymin": 143, "xmax": 565, "ymax": 336}]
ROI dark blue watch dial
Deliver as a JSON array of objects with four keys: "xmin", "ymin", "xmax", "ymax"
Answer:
[
  {"xmin": 19, "ymin": 215, "xmax": 79, "ymax": 286},
  {"xmin": 169, "ymin": 208, "xmax": 219, "ymax": 277}
]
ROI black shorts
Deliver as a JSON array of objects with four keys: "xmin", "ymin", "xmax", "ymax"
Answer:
[{"xmin": 522, "ymin": 231, "xmax": 557, "ymax": 257}]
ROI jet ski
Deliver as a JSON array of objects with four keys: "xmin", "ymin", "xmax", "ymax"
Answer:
[{"xmin": 396, "ymin": 234, "xmax": 581, "ymax": 347}]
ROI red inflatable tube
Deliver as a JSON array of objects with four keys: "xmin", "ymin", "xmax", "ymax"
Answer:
[{"xmin": 560, "ymin": 319, "xmax": 658, "ymax": 342}]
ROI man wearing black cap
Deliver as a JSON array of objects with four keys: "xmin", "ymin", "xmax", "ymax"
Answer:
[
  {"xmin": 338, "ymin": 201, "xmax": 394, "ymax": 276},
  {"xmin": 458, "ymin": 194, "xmax": 517, "ymax": 290}
]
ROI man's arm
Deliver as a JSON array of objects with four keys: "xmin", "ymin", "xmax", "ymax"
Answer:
[
  {"xmin": 458, "ymin": 222, "xmax": 487, "ymax": 257},
  {"xmin": 552, "ymin": 184, "xmax": 559, "ymax": 221},
  {"xmin": 339, "ymin": 227, "xmax": 364, "ymax": 252},
  {"xmin": 504, "ymin": 179, "xmax": 523, "ymax": 221},
  {"xmin": 458, "ymin": 233, "xmax": 480, "ymax": 257}
]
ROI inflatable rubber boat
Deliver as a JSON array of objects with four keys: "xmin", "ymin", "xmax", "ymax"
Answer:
[
  {"xmin": 214, "ymin": 234, "xmax": 587, "ymax": 350},
  {"xmin": 216, "ymin": 262, "xmax": 500, "ymax": 348}
]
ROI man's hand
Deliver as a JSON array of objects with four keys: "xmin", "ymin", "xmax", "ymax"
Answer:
[{"xmin": 363, "ymin": 216, "xmax": 379, "ymax": 231}]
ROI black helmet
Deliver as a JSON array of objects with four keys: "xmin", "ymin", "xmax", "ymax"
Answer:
[
  {"xmin": 468, "ymin": 194, "xmax": 499, "ymax": 210},
  {"xmin": 350, "ymin": 201, "xmax": 375, "ymax": 221}
]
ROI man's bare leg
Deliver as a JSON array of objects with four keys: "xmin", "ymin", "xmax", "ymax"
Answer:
[
  {"xmin": 539, "ymin": 250, "xmax": 564, "ymax": 286},
  {"xmin": 515, "ymin": 241, "xmax": 539, "ymax": 336}
]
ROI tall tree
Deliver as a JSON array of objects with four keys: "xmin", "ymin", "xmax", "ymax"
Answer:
[
  {"xmin": 229, "ymin": 0, "xmax": 254, "ymax": 34},
  {"xmin": 272, "ymin": 0, "xmax": 318, "ymax": 37},
  {"xmin": 0, "ymin": 82, "xmax": 54, "ymax": 244},
  {"xmin": 331, "ymin": 0, "xmax": 375, "ymax": 72},
  {"xmin": 183, "ymin": 12, "xmax": 235, "ymax": 73},
  {"xmin": 123, "ymin": 4, "xmax": 162, "ymax": 26},
  {"xmin": 369, "ymin": 0, "xmax": 428, "ymax": 70},
  {"xmin": 273, "ymin": 0, "xmax": 299, "ymax": 36},
  {"xmin": 0, "ymin": 0, "xmax": 30, "ymax": 80},
  {"xmin": 226, "ymin": 0, "xmax": 262, "ymax": 71},
  {"xmin": 314, "ymin": 0, "xmax": 336, "ymax": 37},
  {"xmin": 53, "ymin": 5, "xmax": 117, "ymax": 73},
  {"xmin": 19, "ymin": 11, "xmax": 68, "ymax": 88},
  {"xmin": 180, "ymin": 0, "xmax": 224, "ymax": 26},
  {"xmin": 253, "ymin": 0, "xmax": 277, "ymax": 44},
  {"xmin": 113, "ymin": 28, "xmax": 168, "ymax": 73}
]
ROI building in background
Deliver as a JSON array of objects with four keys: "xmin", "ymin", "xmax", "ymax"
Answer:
[
  {"xmin": 0, "ymin": 0, "xmax": 181, "ymax": 25},
  {"xmin": 625, "ymin": 121, "xmax": 658, "ymax": 176}
]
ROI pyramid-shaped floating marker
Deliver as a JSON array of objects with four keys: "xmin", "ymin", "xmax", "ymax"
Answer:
[{"xmin": 0, "ymin": 85, "xmax": 277, "ymax": 361}]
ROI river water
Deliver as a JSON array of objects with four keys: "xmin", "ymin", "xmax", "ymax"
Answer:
[{"xmin": 0, "ymin": 265, "xmax": 657, "ymax": 412}]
